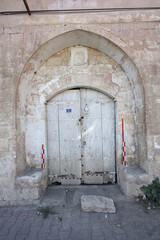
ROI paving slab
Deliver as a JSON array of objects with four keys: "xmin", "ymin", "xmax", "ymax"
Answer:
[
  {"xmin": 40, "ymin": 187, "xmax": 66, "ymax": 207},
  {"xmin": 0, "ymin": 185, "xmax": 160, "ymax": 240}
]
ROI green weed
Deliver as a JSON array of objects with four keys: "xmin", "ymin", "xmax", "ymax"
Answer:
[{"xmin": 139, "ymin": 177, "xmax": 160, "ymax": 208}]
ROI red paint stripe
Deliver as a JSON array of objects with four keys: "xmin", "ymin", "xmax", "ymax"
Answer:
[
  {"xmin": 122, "ymin": 118, "xmax": 124, "ymax": 143},
  {"xmin": 122, "ymin": 118, "xmax": 126, "ymax": 166},
  {"xmin": 41, "ymin": 144, "xmax": 45, "ymax": 168}
]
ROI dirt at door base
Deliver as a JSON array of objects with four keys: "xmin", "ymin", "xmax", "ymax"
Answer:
[{"xmin": 48, "ymin": 171, "xmax": 116, "ymax": 186}]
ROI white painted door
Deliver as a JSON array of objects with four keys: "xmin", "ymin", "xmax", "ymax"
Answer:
[
  {"xmin": 47, "ymin": 90, "xmax": 81, "ymax": 184},
  {"xmin": 47, "ymin": 89, "xmax": 115, "ymax": 185},
  {"xmin": 81, "ymin": 89, "xmax": 115, "ymax": 184}
]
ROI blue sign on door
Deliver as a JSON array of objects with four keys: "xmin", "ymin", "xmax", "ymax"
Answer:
[{"xmin": 66, "ymin": 108, "xmax": 72, "ymax": 113}]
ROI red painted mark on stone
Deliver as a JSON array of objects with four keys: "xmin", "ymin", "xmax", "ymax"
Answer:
[
  {"xmin": 122, "ymin": 118, "xmax": 126, "ymax": 167},
  {"xmin": 41, "ymin": 144, "xmax": 45, "ymax": 169}
]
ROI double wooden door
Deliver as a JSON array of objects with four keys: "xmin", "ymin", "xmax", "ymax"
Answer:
[{"xmin": 47, "ymin": 89, "xmax": 115, "ymax": 184}]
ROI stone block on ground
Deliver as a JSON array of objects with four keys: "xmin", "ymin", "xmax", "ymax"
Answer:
[{"xmin": 81, "ymin": 195, "xmax": 116, "ymax": 213}]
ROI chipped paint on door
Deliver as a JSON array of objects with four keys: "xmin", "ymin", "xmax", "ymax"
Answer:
[{"xmin": 47, "ymin": 88, "xmax": 115, "ymax": 185}]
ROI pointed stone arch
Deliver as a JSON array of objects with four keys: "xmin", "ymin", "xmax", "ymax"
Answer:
[{"xmin": 17, "ymin": 29, "xmax": 147, "ymax": 180}]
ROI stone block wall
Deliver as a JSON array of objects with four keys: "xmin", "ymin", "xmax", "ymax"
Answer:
[{"xmin": 0, "ymin": 1, "xmax": 160, "ymax": 204}]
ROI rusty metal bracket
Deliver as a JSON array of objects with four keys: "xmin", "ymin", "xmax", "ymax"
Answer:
[{"xmin": 23, "ymin": 0, "xmax": 31, "ymax": 15}]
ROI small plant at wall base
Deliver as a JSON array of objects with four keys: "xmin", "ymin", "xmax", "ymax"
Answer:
[{"xmin": 139, "ymin": 177, "xmax": 160, "ymax": 208}]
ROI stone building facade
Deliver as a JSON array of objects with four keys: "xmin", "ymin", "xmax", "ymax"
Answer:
[{"xmin": 0, "ymin": 0, "xmax": 160, "ymax": 205}]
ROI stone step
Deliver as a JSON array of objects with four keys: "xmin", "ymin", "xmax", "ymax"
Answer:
[
  {"xmin": 15, "ymin": 167, "xmax": 47, "ymax": 205},
  {"xmin": 119, "ymin": 165, "xmax": 153, "ymax": 198}
]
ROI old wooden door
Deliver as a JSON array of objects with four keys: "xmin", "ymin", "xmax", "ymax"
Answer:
[
  {"xmin": 47, "ymin": 90, "xmax": 81, "ymax": 184},
  {"xmin": 47, "ymin": 88, "xmax": 115, "ymax": 185},
  {"xmin": 81, "ymin": 89, "xmax": 115, "ymax": 184}
]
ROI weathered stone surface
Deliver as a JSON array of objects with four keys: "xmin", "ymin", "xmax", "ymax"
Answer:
[
  {"xmin": 1, "ymin": 0, "xmax": 159, "ymax": 12},
  {"xmin": 0, "ymin": 1, "xmax": 160, "ymax": 205},
  {"xmin": 81, "ymin": 195, "xmax": 116, "ymax": 213},
  {"xmin": 19, "ymin": 46, "xmax": 136, "ymax": 171},
  {"xmin": 15, "ymin": 167, "xmax": 47, "ymax": 205},
  {"xmin": 119, "ymin": 165, "xmax": 152, "ymax": 198}
]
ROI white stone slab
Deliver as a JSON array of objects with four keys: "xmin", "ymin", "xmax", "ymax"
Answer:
[{"xmin": 81, "ymin": 195, "xmax": 116, "ymax": 213}]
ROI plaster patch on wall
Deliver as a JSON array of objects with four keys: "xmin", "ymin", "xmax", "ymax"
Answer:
[
  {"xmin": 156, "ymin": 98, "xmax": 160, "ymax": 104},
  {"xmin": 39, "ymin": 77, "xmax": 60, "ymax": 94},
  {"xmin": 70, "ymin": 47, "xmax": 88, "ymax": 66},
  {"xmin": 154, "ymin": 136, "xmax": 160, "ymax": 149},
  {"xmin": 132, "ymin": 145, "xmax": 135, "ymax": 153}
]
